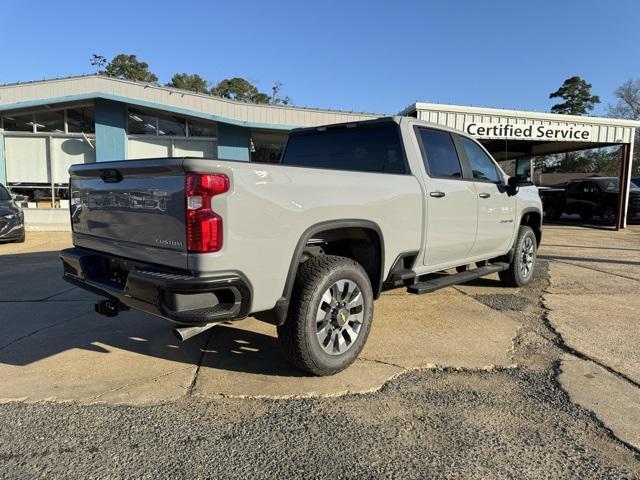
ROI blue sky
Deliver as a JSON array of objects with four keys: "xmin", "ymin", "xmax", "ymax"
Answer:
[{"xmin": 1, "ymin": 0, "xmax": 637, "ymax": 116}]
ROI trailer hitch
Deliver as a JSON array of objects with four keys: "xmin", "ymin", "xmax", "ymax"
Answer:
[{"xmin": 95, "ymin": 299, "xmax": 129, "ymax": 317}]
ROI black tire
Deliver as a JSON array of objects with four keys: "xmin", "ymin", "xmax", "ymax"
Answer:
[
  {"xmin": 498, "ymin": 226, "xmax": 537, "ymax": 288},
  {"xmin": 277, "ymin": 255, "xmax": 374, "ymax": 376},
  {"xmin": 601, "ymin": 207, "xmax": 616, "ymax": 226}
]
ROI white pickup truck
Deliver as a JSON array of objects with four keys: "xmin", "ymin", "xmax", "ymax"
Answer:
[{"xmin": 61, "ymin": 116, "xmax": 542, "ymax": 375}]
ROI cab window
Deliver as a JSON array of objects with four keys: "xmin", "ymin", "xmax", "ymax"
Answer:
[
  {"xmin": 417, "ymin": 128, "xmax": 462, "ymax": 179},
  {"xmin": 460, "ymin": 137, "xmax": 500, "ymax": 183}
]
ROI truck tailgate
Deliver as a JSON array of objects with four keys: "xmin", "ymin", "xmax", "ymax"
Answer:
[{"xmin": 69, "ymin": 158, "xmax": 188, "ymax": 269}]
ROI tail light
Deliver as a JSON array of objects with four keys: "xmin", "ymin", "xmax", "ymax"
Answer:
[{"xmin": 185, "ymin": 173, "xmax": 229, "ymax": 253}]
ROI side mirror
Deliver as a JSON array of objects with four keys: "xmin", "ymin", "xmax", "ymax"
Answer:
[
  {"xmin": 12, "ymin": 194, "xmax": 26, "ymax": 202},
  {"xmin": 506, "ymin": 176, "xmax": 521, "ymax": 196}
]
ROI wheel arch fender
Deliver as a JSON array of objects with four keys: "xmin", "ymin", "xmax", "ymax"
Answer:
[{"xmin": 254, "ymin": 219, "xmax": 385, "ymax": 326}]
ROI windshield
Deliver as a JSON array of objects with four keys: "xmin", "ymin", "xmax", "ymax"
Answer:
[
  {"xmin": 600, "ymin": 178, "xmax": 640, "ymax": 192},
  {"xmin": 0, "ymin": 184, "xmax": 11, "ymax": 201}
]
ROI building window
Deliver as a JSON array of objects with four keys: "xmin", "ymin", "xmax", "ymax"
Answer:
[
  {"xmin": 127, "ymin": 106, "xmax": 217, "ymax": 139},
  {"xmin": 2, "ymin": 106, "xmax": 95, "ymax": 134},
  {"xmin": 157, "ymin": 112, "xmax": 186, "ymax": 136},
  {"xmin": 188, "ymin": 118, "xmax": 217, "ymax": 137},
  {"xmin": 250, "ymin": 131, "xmax": 288, "ymax": 163},
  {"xmin": 34, "ymin": 111, "xmax": 65, "ymax": 133},
  {"xmin": 2, "ymin": 114, "xmax": 35, "ymax": 132},
  {"xmin": 128, "ymin": 108, "xmax": 158, "ymax": 135},
  {"xmin": 67, "ymin": 107, "xmax": 95, "ymax": 133}
]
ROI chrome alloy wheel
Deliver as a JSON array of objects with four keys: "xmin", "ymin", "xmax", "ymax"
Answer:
[
  {"xmin": 315, "ymin": 279, "xmax": 364, "ymax": 355},
  {"xmin": 520, "ymin": 235, "xmax": 535, "ymax": 278}
]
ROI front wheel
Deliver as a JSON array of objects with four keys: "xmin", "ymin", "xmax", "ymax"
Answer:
[
  {"xmin": 499, "ymin": 226, "xmax": 537, "ymax": 287},
  {"xmin": 277, "ymin": 255, "xmax": 374, "ymax": 376},
  {"xmin": 545, "ymin": 205, "xmax": 561, "ymax": 222}
]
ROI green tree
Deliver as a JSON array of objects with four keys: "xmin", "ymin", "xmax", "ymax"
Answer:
[
  {"xmin": 104, "ymin": 54, "xmax": 158, "ymax": 83},
  {"xmin": 90, "ymin": 54, "xmax": 107, "ymax": 73},
  {"xmin": 547, "ymin": 76, "xmax": 601, "ymax": 172},
  {"xmin": 549, "ymin": 76, "xmax": 600, "ymax": 115},
  {"xmin": 211, "ymin": 77, "xmax": 267, "ymax": 103},
  {"xmin": 166, "ymin": 73, "xmax": 209, "ymax": 93},
  {"xmin": 211, "ymin": 78, "xmax": 292, "ymax": 105}
]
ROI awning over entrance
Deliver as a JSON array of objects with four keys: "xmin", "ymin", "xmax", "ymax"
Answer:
[{"xmin": 401, "ymin": 102, "xmax": 640, "ymax": 229}]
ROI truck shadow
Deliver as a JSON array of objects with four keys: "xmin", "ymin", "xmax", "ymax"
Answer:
[{"xmin": 0, "ymin": 252, "xmax": 305, "ymax": 377}]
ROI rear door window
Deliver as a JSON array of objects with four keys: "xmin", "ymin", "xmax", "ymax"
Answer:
[
  {"xmin": 281, "ymin": 123, "xmax": 406, "ymax": 173},
  {"xmin": 417, "ymin": 128, "xmax": 462, "ymax": 179}
]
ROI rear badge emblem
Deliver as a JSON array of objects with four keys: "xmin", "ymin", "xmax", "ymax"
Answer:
[{"xmin": 155, "ymin": 239, "xmax": 184, "ymax": 248}]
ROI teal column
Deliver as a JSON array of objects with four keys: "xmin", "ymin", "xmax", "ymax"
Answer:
[
  {"xmin": 0, "ymin": 131, "xmax": 5, "ymax": 184},
  {"xmin": 217, "ymin": 123, "xmax": 249, "ymax": 161},
  {"xmin": 95, "ymin": 98, "xmax": 127, "ymax": 161}
]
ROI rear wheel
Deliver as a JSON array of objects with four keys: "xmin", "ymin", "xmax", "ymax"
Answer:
[
  {"xmin": 601, "ymin": 206, "xmax": 616, "ymax": 226},
  {"xmin": 499, "ymin": 226, "xmax": 537, "ymax": 287},
  {"xmin": 277, "ymin": 255, "xmax": 374, "ymax": 376}
]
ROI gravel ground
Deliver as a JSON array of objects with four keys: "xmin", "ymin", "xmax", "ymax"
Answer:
[
  {"xmin": 473, "ymin": 293, "xmax": 532, "ymax": 311},
  {"xmin": 1, "ymin": 368, "xmax": 638, "ymax": 479}
]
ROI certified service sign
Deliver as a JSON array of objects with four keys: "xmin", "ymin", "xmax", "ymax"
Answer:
[{"xmin": 465, "ymin": 122, "xmax": 592, "ymax": 141}]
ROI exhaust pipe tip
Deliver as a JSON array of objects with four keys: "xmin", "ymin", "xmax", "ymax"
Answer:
[{"xmin": 173, "ymin": 322, "xmax": 220, "ymax": 342}]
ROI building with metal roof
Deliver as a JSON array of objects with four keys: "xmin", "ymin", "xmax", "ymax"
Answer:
[{"xmin": 0, "ymin": 75, "xmax": 637, "ymax": 229}]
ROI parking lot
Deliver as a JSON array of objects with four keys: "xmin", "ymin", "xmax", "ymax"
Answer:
[{"xmin": 1, "ymin": 225, "xmax": 639, "ymax": 478}]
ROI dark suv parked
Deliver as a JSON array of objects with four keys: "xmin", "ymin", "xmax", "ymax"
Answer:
[
  {"xmin": 541, "ymin": 177, "xmax": 640, "ymax": 225},
  {"xmin": 0, "ymin": 183, "xmax": 25, "ymax": 243}
]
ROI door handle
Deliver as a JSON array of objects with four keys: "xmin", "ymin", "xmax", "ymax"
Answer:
[
  {"xmin": 430, "ymin": 191, "xmax": 446, "ymax": 198},
  {"xmin": 479, "ymin": 192, "xmax": 491, "ymax": 199}
]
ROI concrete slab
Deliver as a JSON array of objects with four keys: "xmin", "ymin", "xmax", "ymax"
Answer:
[
  {"xmin": 192, "ymin": 289, "xmax": 519, "ymax": 398},
  {"xmin": 539, "ymin": 225, "xmax": 640, "ymax": 281},
  {"xmin": 545, "ymin": 293, "xmax": 640, "ymax": 385},
  {"xmin": 0, "ymin": 232, "xmax": 74, "ymax": 301},
  {"xmin": 194, "ymin": 319, "xmax": 403, "ymax": 398},
  {"xmin": 0, "ymin": 309, "xmax": 205, "ymax": 405},
  {"xmin": 363, "ymin": 289, "xmax": 519, "ymax": 369},
  {"xmin": 541, "ymin": 226, "xmax": 640, "ymax": 451},
  {"xmin": 559, "ymin": 355, "xmax": 640, "ymax": 450},
  {"xmin": 0, "ymin": 231, "xmax": 71, "ymax": 255},
  {"xmin": 0, "ymin": 300, "xmax": 93, "ymax": 350},
  {"xmin": 546, "ymin": 260, "xmax": 639, "ymax": 295}
]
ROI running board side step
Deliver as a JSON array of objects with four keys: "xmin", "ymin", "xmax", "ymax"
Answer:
[{"xmin": 407, "ymin": 263, "xmax": 509, "ymax": 295}]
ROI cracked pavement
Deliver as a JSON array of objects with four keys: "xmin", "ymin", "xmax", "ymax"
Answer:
[{"xmin": 0, "ymin": 227, "xmax": 639, "ymax": 478}]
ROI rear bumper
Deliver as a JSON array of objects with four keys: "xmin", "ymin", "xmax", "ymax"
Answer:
[{"xmin": 60, "ymin": 247, "xmax": 252, "ymax": 326}]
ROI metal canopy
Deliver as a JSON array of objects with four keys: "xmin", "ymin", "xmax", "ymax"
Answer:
[{"xmin": 402, "ymin": 102, "xmax": 640, "ymax": 229}]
